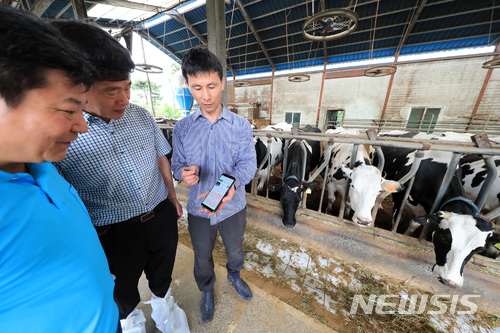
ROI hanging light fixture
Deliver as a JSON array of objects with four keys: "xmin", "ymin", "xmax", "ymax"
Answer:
[
  {"xmin": 364, "ymin": 65, "xmax": 397, "ymax": 77},
  {"xmin": 364, "ymin": 0, "xmax": 396, "ymax": 77},
  {"xmin": 288, "ymin": 74, "xmax": 311, "ymax": 82},
  {"xmin": 302, "ymin": 7, "xmax": 359, "ymax": 42},
  {"xmin": 135, "ymin": 64, "xmax": 164, "ymax": 74},
  {"xmin": 234, "ymin": 81, "xmax": 251, "ymax": 87}
]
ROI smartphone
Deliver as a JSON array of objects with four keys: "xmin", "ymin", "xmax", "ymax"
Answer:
[{"xmin": 201, "ymin": 173, "xmax": 236, "ymax": 212}]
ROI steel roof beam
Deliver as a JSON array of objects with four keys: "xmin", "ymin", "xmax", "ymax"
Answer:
[
  {"xmin": 30, "ymin": 0, "xmax": 53, "ymax": 16},
  {"xmin": 219, "ymin": 17, "xmax": 500, "ymax": 61},
  {"xmin": 234, "ymin": 0, "xmax": 274, "ymax": 70},
  {"xmin": 55, "ymin": 2, "xmax": 72, "ymax": 18},
  {"xmin": 90, "ymin": 0, "xmax": 165, "ymax": 11},
  {"xmin": 71, "ymin": 0, "xmax": 88, "ymax": 19},
  {"xmin": 166, "ymin": 9, "xmax": 207, "ymax": 44},
  {"xmin": 226, "ymin": 29, "xmax": 499, "ymax": 69},
  {"xmin": 135, "ymin": 29, "xmax": 183, "ymax": 62},
  {"xmin": 394, "ymin": 0, "xmax": 428, "ymax": 60}
]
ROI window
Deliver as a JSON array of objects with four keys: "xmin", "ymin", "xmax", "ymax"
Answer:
[
  {"xmin": 285, "ymin": 112, "xmax": 301, "ymax": 127},
  {"xmin": 325, "ymin": 109, "xmax": 345, "ymax": 130},
  {"xmin": 406, "ymin": 107, "xmax": 441, "ymax": 133}
]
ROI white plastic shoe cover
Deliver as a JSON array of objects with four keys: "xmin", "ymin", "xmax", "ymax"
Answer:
[
  {"xmin": 120, "ymin": 308, "xmax": 146, "ymax": 333},
  {"xmin": 145, "ymin": 288, "xmax": 190, "ymax": 333}
]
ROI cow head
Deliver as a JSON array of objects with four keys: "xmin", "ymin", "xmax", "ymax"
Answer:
[
  {"xmin": 337, "ymin": 163, "xmax": 403, "ymax": 226},
  {"xmin": 414, "ymin": 211, "xmax": 499, "ymax": 288},
  {"xmin": 268, "ymin": 176, "xmax": 317, "ymax": 227}
]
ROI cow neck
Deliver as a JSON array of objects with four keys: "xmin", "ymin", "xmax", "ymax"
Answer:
[
  {"xmin": 439, "ymin": 197, "xmax": 480, "ymax": 216},
  {"xmin": 285, "ymin": 144, "xmax": 305, "ymax": 182}
]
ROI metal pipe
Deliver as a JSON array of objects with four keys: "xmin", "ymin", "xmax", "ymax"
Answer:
[
  {"xmin": 484, "ymin": 206, "xmax": 500, "ymax": 220},
  {"xmin": 339, "ymin": 144, "xmax": 359, "ymax": 220},
  {"xmin": 393, "ymin": 151, "xmax": 425, "ymax": 233},
  {"xmin": 317, "ymin": 141, "xmax": 333, "ymax": 213},
  {"xmin": 282, "ymin": 139, "xmax": 290, "ymax": 182},
  {"xmin": 375, "ymin": 146, "xmax": 385, "ymax": 172},
  {"xmin": 300, "ymin": 140, "xmax": 308, "ymax": 209},
  {"xmin": 252, "ymin": 131, "xmax": 500, "ymax": 156},
  {"xmin": 430, "ymin": 152, "xmax": 462, "ymax": 214},
  {"xmin": 419, "ymin": 152, "xmax": 462, "ymax": 241},
  {"xmin": 251, "ymin": 135, "xmax": 272, "ymax": 195},
  {"xmin": 474, "ymin": 157, "xmax": 498, "ymax": 210},
  {"xmin": 265, "ymin": 135, "xmax": 273, "ymax": 199}
]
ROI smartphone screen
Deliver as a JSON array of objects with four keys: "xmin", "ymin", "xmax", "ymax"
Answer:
[{"xmin": 201, "ymin": 174, "xmax": 235, "ymax": 212}]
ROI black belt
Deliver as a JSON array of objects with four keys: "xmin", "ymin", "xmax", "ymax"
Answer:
[
  {"xmin": 95, "ymin": 198, "xmax": 171, "ymax": 237},
  {"xmin": 126, "ymin": 198, "xmax": 171, "ymax": 224}
]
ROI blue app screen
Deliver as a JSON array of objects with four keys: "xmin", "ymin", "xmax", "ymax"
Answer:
[{"xmin": 203, "ymin": 175, "xmax": 233, "ymax": 211}]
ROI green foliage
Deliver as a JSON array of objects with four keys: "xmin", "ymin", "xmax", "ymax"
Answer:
[{"xmin": 131, "ymin": 78, "xmax": 186, "ymax": 119}]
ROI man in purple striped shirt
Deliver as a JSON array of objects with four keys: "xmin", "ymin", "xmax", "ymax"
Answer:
[{"xmin": 171, "ymin": 47, "xmax": 257, "ymax": 323}]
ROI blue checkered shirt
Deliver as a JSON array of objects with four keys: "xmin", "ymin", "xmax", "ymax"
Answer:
[
  {"xmin": 171, "ymin": 105, "xmax": 257, "ymax": 225},
  {"xmin": 54, "ymin": 103, "xmax": 171, "ymax": 226}
]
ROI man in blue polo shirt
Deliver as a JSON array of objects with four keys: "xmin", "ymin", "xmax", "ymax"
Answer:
[{"xmin": 0, "ymin": 5, "xmax": 119, "ymax": 332}]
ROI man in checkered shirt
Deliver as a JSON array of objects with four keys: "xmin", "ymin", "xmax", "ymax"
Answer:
[{"xmin": 52, "ymin": 21, "xmax": 184, "ymax": 331}]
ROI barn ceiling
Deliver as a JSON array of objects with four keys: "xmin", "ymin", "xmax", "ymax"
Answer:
[{"xmin": 10, "ymin": 0, "xmax": 500, "ymax": 77}]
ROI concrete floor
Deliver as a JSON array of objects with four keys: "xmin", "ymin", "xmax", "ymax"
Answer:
[{"xmin": 136, "ymin": 243, "xmax": 333, "ymax": 333}]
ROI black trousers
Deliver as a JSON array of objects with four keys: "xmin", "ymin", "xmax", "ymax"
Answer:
[
  {"xmin": 96, "ymin": 198, "xmax": 178, "ymax": 319},
  {"xmin": 187, "ymin": 208, "xmax": 247, "ymax": 292}
]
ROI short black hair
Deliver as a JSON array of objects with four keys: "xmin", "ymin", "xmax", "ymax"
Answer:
[
  {"xmin": 181, "ymin": 47, "xmax": 223, "ymax": 83},
  {"xmin": 51, "ymin": 20, "xmax": 135, "ymax": 82},
  {"xmin": 0, "ymin": 4, "xmax": 93, "ymax": 109}
]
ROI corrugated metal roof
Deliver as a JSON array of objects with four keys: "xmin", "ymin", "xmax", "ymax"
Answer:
[{"xmin": 26, "ymin": 0, "xmax": 500, "ymax": 77}]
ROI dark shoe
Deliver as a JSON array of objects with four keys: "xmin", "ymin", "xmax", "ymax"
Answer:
[
  {"xmin": 227, "ymin": 269, "xmax": 253, "ymax": 301},
  {"xmin": 200, "ymin": 290, "xmax": 214, "ymax": 323}
]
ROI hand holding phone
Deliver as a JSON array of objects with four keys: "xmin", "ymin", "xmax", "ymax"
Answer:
[{"xmin": 199, "ymin": 174, "xmax": 235, "ymax": 215}]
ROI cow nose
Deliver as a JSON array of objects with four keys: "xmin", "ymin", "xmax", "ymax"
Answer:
[
  {"xmin": 437, "ymin": 276, "xmax": 460, "ymax": 288},
  {"xmin": 353, "ymin": 216, "xmax": 372, "ymax": 227}
]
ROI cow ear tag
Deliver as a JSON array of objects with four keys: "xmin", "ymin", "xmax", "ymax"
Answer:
[
  {"xmin": 305, "ymin": 188, "xmax": 312, "ymax": 194},
  {"xmin": 494, "ymin": 243, "xmax": 500, "ymax": 251}
]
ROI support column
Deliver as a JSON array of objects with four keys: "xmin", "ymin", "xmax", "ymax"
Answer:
[
  {"xmin": 316, "ymin": 61, "xmax": 327, "ymax": 128},
  {"xmin": 468, "ymin": 42, "xmax": 500, "ymax": 129},
  {"xmin": 269, "ymin": 68, "xmax": 275, "ymax": 123},
  {"xmin": 206, "ymin": 0, "xmax": 227, "ymax": 105}
]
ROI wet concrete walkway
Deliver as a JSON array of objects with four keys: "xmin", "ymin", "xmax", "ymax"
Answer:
[{"xmin": 137, "ymin": 243, "xmax": 333, "ymax": 332}]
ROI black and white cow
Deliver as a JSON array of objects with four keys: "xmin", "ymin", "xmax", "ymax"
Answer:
[
  {"xmin": 268, "ymin": 125, "xmax": 321, "ymax": 227},
  {"xmin": 253, "ymin": 122, "xmax": 292, "ymax": 191},
  {"xmin": 432, "ymin": 132, "xmax": 500, "ymax": 221},
  {"xmin": 321, "ymin": 128, "xmax": 403, "ymax": 226},
  {"xmin": 375, "ymin": 132, "xmax": 468, "ymax": 228},
  {"xmin": 414, "ymin": 207, "xmax": 500, "ymax": 288}
]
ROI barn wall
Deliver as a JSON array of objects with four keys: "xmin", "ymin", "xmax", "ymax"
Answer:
[
  {"xmin": 270, "ymin": 74, "xmax": 323, "ymax": 126},
  {"xmin": 320, "ymin": 73, "xmax": 391, "ymax": 130},
  {"xmin": 233, "ymin": 83, "xmax": 272, "ymax": 118},
  {"xmin": 384, "ymin": 57, "xmax": 491, "ymax": 124},
  {"xmin": 231, "ymin": 56, "xmax": 499, "ymax": 130},
  {"xmin": 476, "ymin": 63, "xmax": 500, "ymax": 119}
]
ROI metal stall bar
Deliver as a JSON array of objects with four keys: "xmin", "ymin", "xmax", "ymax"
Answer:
[
  {"xmin": 475, "ymin": 157, "xmax": 497, "ymax": 211},
  {"xmin": 418, "ymin": 152, "xmax": 463, "ymax": 241},
  {"xmin": 366, "ymin": 129, "xmax": 385, "ymax": 171},
  {"xmin": 484, "ymin": 206, "xmax": 500, "ymax": 221},
  {"xmin": 251, "ymin": 134, "xmax": 273, "ymax": 195},
  {"xmin": 338, "ymin": 144, "xmax": 359, "ymax": 220},
  {"xmin": 265, "ymin": 134, "xmax": 273, "ymax": 199},
  {"xmin": 299, "ymin": 140, "xmax": 308, "ymax": 209},
  {"xmin": 393, "ymin": 151, "xmax": 425, "ymax": 234},
  {"xmin": 317, "ymin": 139, "xmax": 334, "ymax": 213},
  {"xmin": 472, "ymin": 134, "xmax": 498, "ymax": 211}
]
